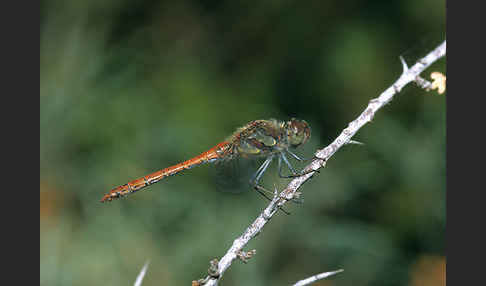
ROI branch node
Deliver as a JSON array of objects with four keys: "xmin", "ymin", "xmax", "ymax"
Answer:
[
  {"xmin": 316, "ymin": 158, "xmax": 327, "ymax": 168},
  {"xmin": 393, "ymin": 83, "xmax": 401, "ymax": 94},
  {"xmin": 207, "ymin": 259, "xmax": 220, "ymax": 278},
  {"xmin": 369, "ymin": 98, "xmax": 380, "ymax": 104},
  {"xmin": 414, "ymin": 75, "xmax": 432, "ymax": 90},
  {"xmin": 237, "ymin": 249, "xmax": 257, "ymax": 263}
]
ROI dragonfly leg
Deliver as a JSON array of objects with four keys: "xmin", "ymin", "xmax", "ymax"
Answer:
[
  {"xmin": 250, "ymin": 156, "xmax": 291, "ymax": 215},
  {"xmin": 278, "ymin": 153, "xmax": 319, "ymax": 204},
  {"xmin": 286, "ymin": 149, "xmax": 314, "ymax": 161},
  {"xmin": 277, "ymin": 155, "xmax": 293, "ymax": 178},
  {"xmin": 272, "ymin": 156, "xmax": 302, "ymax": 204},
  {"xmin": 253, "ymin": 185, "xmax": 290, "ymax": 215},
  {"xmin": 250, "ymin": 156, "xmax": 276, "ymax": 197},
  {"xmin": 278, "ymin": 152, "xmax": 319, "ymax": 179},
  {"xmin": 278, "ymin": 152, "xmax": 299, "ymax": 178}
]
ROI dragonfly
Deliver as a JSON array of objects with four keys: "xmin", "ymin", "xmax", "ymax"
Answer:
[{"xmin": 100, "ymin": 118, "xmax": 311, "ymax": 203}]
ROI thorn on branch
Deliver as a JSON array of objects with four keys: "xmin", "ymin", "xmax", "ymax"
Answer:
[
  {"xmin": 346, "ymin": 139, "xmax": 364, "ymax": 146},
  {"xmin": 399, "ymin": 56, "xmax": 409, "ymax": 73},
  {"xmin": 291, "ymin": 191, "xmax": 303, "ymax": 201},
  {"xmin": 237, "ymin": 249, "xmax": 257, "ymax": 263},
  {"xmin": 133, "ymin": 261, "xmax": 150, "ymax": 286},
  {"xmin": 292, "ymin": 269, "xmax": 344, "ymax": 286}
]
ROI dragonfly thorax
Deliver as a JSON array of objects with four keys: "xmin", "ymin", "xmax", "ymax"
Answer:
[{"xmin": 227, "ymin": 118, "xmax": 311, "ymax": 159}]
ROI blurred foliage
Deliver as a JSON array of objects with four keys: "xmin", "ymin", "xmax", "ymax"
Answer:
[{"xmin": 40, "ymin": 0, "xmax": 445, "ymax": 285}]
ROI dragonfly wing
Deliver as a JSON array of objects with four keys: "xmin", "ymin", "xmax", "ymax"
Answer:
[
  {"xmin": 236, "ymin": 138, "xmax": 262, "ymax": 156},
  {"xmin": 249, "ymin": 129, "xmax": 277, "ymax": 147},
  {"xmin": 211, "ymin": 156, "xmax": 261, "ymax": 194}
]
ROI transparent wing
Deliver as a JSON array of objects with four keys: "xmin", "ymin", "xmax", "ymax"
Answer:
[{"xmin": 210, "ymin": 156, "xmax": 263, "ymax": 194}]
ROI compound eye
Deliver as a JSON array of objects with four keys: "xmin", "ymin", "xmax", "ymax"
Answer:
[{"xmin": 287, "ymin": 119, "xmax": 310, "ymax": 147}]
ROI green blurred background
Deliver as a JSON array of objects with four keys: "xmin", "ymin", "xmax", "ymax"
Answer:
[{"xmin": 40, "ymin": 0, "xmax": 445, "ymax": 285}]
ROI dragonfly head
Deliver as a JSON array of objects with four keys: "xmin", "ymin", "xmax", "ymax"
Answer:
[{"xmin": 285, "ymin": 118, "xmax": 311, "ymax": 148}]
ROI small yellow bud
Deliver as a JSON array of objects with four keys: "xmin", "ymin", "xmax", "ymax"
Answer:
[{"xmin": 430, "ymin": 72, "xmax": 446, "ymax": 94}]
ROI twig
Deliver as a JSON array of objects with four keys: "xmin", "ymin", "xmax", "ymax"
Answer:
[
  {"xmin": 200, "ymin": 40, "xmax": 446, "ymax": 285},
  {"xmin": 133, "ymin": 261, "xmax": 150, "ymax": 286},
  {"xmin": 291, "ymin": 269, "xmax": 344, "ymax": 286}
]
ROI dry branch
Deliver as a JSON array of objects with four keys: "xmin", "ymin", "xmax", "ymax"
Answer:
[{"xmin": 198, "ymin": 40, "xmax": 446, "ymax": 286}]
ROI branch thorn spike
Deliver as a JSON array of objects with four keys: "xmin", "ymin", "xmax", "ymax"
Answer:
[{"xmin": 399, "ymin": 56, "xmax": 409, "ymax": 73}]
